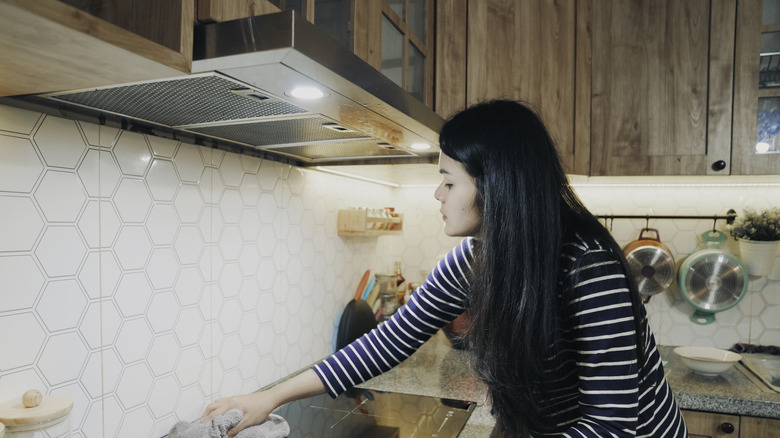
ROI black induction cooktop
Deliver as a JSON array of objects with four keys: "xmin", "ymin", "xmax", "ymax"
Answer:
[{"xmin": 272, "ymin": 388, "xmax": 477, "ymax": 438}]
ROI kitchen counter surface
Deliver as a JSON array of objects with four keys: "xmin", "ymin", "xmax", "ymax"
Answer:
[
  {"xmin": 354, "ymin": 334, "xmax": 780, "ymax": 436},
  {"xmin": 659, "ymin": 345, "xmax": 780, "ymax": 419},
  {"xmin": 354, "ymin": 331, "xmax": 494, "ymax": 437}
]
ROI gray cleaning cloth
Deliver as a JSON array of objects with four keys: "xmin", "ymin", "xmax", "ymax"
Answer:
[{"xmin": 168, "ymin": 409, "xmax": 289, "ymax": 438}]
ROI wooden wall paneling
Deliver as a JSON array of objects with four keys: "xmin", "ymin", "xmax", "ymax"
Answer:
[
  {"xmin": 197, "ymin": 0, "xmax": 281, "ymax": 23},
  {"xmin": 466, "ymin": 0, "xmax": 515, "ymax": 104},
  {"xmin": 465, "ymin": 0, "xmax": 490, "ymax": 104},
  {"xmin": 434, "ymin": 0, "xmax": 467, "ymax": 118},
  {"xmin": 530, "ymin": 0, "xmax": 576, "ymax": 174},
  {"xmin": 740, "ymin": 416, "xmax": 780, "ymax": 438},
  {"xmin": 302, "ymin": 0, "xmax": 315, "ymax": 22},
  {"xmin": 730, "ymin": 0, "xmax": 761, "ymax": 174},
  {"xmin": 705, "ymin": 0, "xmax": 736, "ymax": 175},
  {"xmin": 587, "ymin": 0, "xmax": 614, "ymax": 175},
  {"xmin": 134, "ymin": 1, "xmax": 193, "ymax": 54},
  {"xmin": 424, "ymin": 0, "xmax": 435, "ymax": 108},
  {"xmin": 56, "ymin": 0, "xmax": 193, "ymax": 66},
  {"xmin": 352, "ymin": 0, "xmax": 371, "ymax": 61},
  {"xmin": 592, "ymin": 0, "xmax": 653, "ymax": 175},
  {"xmin": 645, "ymin": 0, "xmax": 708, "ymax": 159},
  {"xmin": 514, "ymin": 0, "xmax": 544, "ymax": 113},
  {"xmin": 367, "ymin": 0, "xmax": 383, "ymax": 68},
  {"xmin": 467, "ymin": 0, "xmax": 577, "ymax": 174},
  {"xmin": 0, "ymin": 0, "xmax": 188, "ymax": 97},
  {"xmin": 591, "ymin": 0, "xmax": 716, "ymax": 175},
  {"xmin": 180, "ymin": 0, "xmax": 195, "ymax": 64},
  {"xmin": 573, "ymin": 0, "xmax": 592, "ymax": 175},
  {"xmin": 352, "ymin": 0, "xmax": 383, "ymax": 69}
]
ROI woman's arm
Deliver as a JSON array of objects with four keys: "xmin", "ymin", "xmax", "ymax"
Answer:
[
  {"xmin": 201, "ymin": 238, "xmax": 474, "ymax": 436},
  {"xmin": 201, "ymin": 369, "xmax": 325, "ymax": 437},
  {"xmin": 313, "ymin": 237, "xmax": 473, "ymax": 397}
]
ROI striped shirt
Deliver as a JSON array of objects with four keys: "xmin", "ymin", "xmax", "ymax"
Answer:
[{"xmin": 313, "ymin": 236, "xmax": 687, "ymax": 437}]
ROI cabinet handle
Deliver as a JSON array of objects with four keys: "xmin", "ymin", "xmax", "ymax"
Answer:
[
  {"xmin": 720, "ymin": 422, "xmax": 735, "ymax": 434},
  {"xmin": 711, "ymin": 160, "xmax": 727, "ymax": 171}
]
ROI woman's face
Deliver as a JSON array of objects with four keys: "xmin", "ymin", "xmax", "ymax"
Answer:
[{"xmin": 434, "ymin": 152, "xmax": 482, "ymax": 236}]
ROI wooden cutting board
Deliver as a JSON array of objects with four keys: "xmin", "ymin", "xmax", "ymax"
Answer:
[{"xmin": 0, "ymin": 394, "xmax": 72, "ymax": 427}]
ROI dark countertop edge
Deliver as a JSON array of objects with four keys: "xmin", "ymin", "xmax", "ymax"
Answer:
[{"xmin": 676, "ymin": 392, "xmax": 780, "ymax": 419}]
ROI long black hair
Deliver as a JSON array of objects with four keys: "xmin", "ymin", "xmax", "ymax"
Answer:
[{"xmin": 439, "ymin": 100, "xmax": 647, "ymax": 434}]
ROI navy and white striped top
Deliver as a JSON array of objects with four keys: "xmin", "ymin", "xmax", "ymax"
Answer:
[{"xmin": 313, "ymin": 236, "xmax": 687, "ymax": 437}]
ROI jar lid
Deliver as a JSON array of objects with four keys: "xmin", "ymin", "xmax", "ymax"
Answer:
[{"xmin": 0, "ymin": 394, "xmax": 73, "ymax": 429}]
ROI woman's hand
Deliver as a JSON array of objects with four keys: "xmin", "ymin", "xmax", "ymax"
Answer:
[
  {"xmin": 200, "ymin": 369, "xmax": 327, "ymax": 437},
  {"xmin": 201, "ymin": 392, "xmax": 276, "ymax": 437}
]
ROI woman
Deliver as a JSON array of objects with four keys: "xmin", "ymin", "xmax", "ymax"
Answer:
[{"xmin": 202, "ymin": 100, "xmax": 687, "ymax": 437}]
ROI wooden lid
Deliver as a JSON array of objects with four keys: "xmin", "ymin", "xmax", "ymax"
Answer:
[{"xmin": 0, "ymin": 395, "xmax": 73, "ymax": 427}]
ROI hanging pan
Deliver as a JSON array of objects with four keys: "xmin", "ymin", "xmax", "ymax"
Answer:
[
  {"xmin": 678, "ymin": 230, "xmax": 748, "ymax": 325},
  {"xmin": 623, "ymin": 228, "xmax": 676, "ymax": 301},
  {"xmin": 336, "ymin": 270, "xmax": 377, "ymax": 351}
]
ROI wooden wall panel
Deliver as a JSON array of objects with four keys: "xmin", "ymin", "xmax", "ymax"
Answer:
[
  {"xmin": 197, "ymin": 0, "xmax": 281, "ymax": 22},
  {"xmin": 590, "ymin": 0, "xmax": 731, "ymax": 176},
  {"xmin": 467, "ymin": 0, "xmax": 577, "ymax": 174},
  {"xmin": 434, "ymin": 0, "xmax": 467, "ymax": 118}
]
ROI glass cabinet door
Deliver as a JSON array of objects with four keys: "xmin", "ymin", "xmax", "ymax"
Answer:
[
  {"xmin": 280, "ymin": 0, "xmax": 434, "ymax": 107},
  {"xmin": 757, "ymin": 0, "xmax": 780, "ymax": 154},
  {"xmin": 733, "ymin": 0, "xmax": 780, "ymax": 173},
  {"xmin": 376, "ymin": 0, "xmax": 433, "ymax": 106}
]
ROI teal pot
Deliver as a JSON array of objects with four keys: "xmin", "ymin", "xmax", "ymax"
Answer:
[{"xmin": 678, "ymin": 231, "xmax": 748, "ymax": 325}]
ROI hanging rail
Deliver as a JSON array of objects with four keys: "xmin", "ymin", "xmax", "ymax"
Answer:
[{"xmin": 596, "ymin": 209, "xmax": 738, "ymax": 229}]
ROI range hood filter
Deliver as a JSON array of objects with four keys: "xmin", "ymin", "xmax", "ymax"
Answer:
[{"xmin": 49, "ymin": 74, "xmax": 306, "ymax": 126}]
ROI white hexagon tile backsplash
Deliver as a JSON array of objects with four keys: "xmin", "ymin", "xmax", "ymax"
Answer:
[{"xmin": 1, "ymin": 103, "xmax": 780, "ymax": 437}]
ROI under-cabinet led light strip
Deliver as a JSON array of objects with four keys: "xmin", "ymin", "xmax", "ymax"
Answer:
[
  {"xmin": 571, "ymin": 182, "xmax": 780, "ymax": 187},
  {"xmin": 313, "ymin": 167, "xmax": 780, "ymax": 189},
  {"xmin": 314, "ymin": 166, "xmax": 401, "ymax": 188}
]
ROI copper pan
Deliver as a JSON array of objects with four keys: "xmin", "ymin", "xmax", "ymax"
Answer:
[{"xmin": 622, "ymin": 228, "xmax": 676, "ymax": 301}]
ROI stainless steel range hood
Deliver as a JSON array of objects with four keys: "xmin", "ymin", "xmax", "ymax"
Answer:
[{"xmin": 36, "ymin": 11, "xmax": 443, "ymax": 165}]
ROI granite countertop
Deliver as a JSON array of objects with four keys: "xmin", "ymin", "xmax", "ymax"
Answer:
[
  {"xmin": 658, "ymin": 345, "xmax": 780, "ymax": 419},
  {"xmin": 354, "ymin": 331, "xmax": 495, "ymax": 437},
  {"xmin": 354, "ymin": 334, "xmax": 780, "ymax": 436}
]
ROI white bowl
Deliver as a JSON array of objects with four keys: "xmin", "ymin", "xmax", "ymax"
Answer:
[{"xmin": 674, "ymin": 346, "xmax": 742, "ymax": 376}]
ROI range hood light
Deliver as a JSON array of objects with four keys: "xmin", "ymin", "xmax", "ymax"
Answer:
[
  {"xmin": 287, "ymin": 85, "xmax": 327, "ymax": 100},
  {"xmin": 410, "ymin": 143, "xmax": 431, "ymax": 151}
]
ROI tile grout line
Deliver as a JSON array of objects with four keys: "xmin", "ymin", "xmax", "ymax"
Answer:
[{"xmin": 98, "ymin": 122, "xmax": 106, "ymax": 438}]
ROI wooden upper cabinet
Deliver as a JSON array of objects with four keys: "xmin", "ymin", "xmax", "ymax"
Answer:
[
  {"xmin": 197, "ymin": 0, "xmax": 281, "ymax": 22},
  {"xmin": 439, "ymin": 0, "xmax": 587, "ymax": 175},
  {"xmin": 589, "ymin": 0, "xmax": 736, "ymax": 176},
  {"xmin": 731, "ymin": 0, "xmax": 780, "ymax": 174},
  {"xmin": 0, "ymin": 0, "xmax": 193, "ymax": 97},
  {"xmin": 434, "ymin": 0, "xmax": 467, "ymax": 119}
]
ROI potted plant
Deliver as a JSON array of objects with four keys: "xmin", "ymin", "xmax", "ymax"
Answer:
[{"xmin": 728, "ymin": 207, "xmax": 780, "ymax": 277}]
